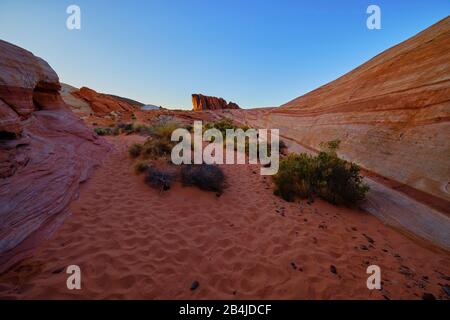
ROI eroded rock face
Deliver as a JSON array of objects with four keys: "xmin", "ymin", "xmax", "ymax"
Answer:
[
  {"xmin": 192, "ymin": 94, "xmax": 240, "ymax": 111},
  {"xmin": 60, "ymin": 83, "xmax": 92, "ymax": 116},
  {"xmin": 264, "ymin": 17, "xmax": 450, "ymax": 204},
  {"xmin": 0, "ymin": 40, "xmax": 110, "ymax": 271},
  {"xmin": 72, "ymin": 86, "xmax": 137, "ymax": 114}
]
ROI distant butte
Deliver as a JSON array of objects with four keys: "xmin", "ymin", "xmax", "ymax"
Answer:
[{"xmin": 192, "ymin": 93, "xmax": 240, "ymax": 111}]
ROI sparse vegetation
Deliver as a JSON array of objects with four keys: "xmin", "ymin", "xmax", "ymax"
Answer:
[
  {"xmin": 184, "ymin": 124, "xmax": 193, "ymax": 132},
  {"xmin": 134, "ymin": 160, "xmax": 149, "ymax": 174},
  {"xmin": 94, "ymin": 127, "xmax": 119, "ymax": 136},
  {"xmin": 204, "ymin": 118, "xmax": 240, "ymax": 135},
  {"xmin": 148, "ymin": 122, "xmax": 179, "ymax": 140},
  {"xmin": 273, "ymin": 140, "xmax": 368, "ymax": 206},
  {"xmin": 128, "ymin": 143, "xmax": 143, "ymax": 158},
  {"xmin": 181, "ymin": 164, "xmax": 225, "ymax": 194},
  {"xmin": 94, "ymin": 120, "xmax": 180, "ymax": 137},
  {"xmin": 142, "ymin": 138, "xmax": 174, "ymax": 159},
  {"xmin": 145, "ymin": 167, "xmax": 175, "ymax": 191},
  {"xmin": 279, "ymin": 140, "xmax": 288, "ymax": 155}
]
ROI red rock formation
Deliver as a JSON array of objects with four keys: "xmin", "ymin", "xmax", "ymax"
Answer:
[
  {"xmin": 263, "ymin": 17, "xmax": 450, "ymax": 204},
  {"xmin": 192, "ymin": 94, "xmax": 240, "ymax": 111},
  {"xmin": 0, "ymin": 40, "xmax": 110, "ymax": 272},
  {"xmin": 72, "ymin": 86, "xmax": 137, "ymax": 114}
]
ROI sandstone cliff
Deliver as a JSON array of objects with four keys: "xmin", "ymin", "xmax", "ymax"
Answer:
[
  {"xmin": 192, "ymin": 94, "xmax": 240, "ymax": 111},
  {"xmin": 264, "ymin": 17, "xmax": 450, "ymax": 205},
  {"xmin": 0, "ymin": 40, "xmax": 110, "ymax": 271}
]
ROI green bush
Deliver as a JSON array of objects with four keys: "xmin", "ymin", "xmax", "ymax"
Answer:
[
  {"xmin": 94, "ymin": 127, "xmax": 119, "ymax": 136},
  {"xmin": 94, "ymin": 127, "xmax": 108, "ymax": 136},
  {"xmin": 128, "ymin": 143, "xmax": 143, "ymax": 158},
  {"xmin": 273, "ymin": 140, "xmax": 368, "ymax": 206}
]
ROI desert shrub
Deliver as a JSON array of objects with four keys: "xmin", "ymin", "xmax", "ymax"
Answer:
[
  {"xmin": 128, "ymin": 143, "xmax": 143, "ymax": 158},
  {"xmin": 94, "ymin": 127, "xmax": 119, "ymax": 136},
  {"xmin": 132, "ymin": 123, "xmax": 150, "ymax": 134},
  {"xmin": 134, "ymin": 160, "xmax": 149, "ymax": 174},
  {"xmin": 273, "ymin": 153, "xmax": 318, "ymax": 202},
  {"xmin": 204, "ymin": 118, "xmax": 237, "ymax": 136},
  {"xmin": 185, "ymin": 124, "xmax": 193, "ymax": 132},
  {"xmin": 145, "ymin": 167, "xmax": 175, "ymax": 191},
  {"xmin": 181, "ymin": 164, "xmax": 225, "ymax": 193},
  {"xmin": 117, "ymin": 122, "xmax": 134, "ymax": 133},
  {"xmin": 273, "ymin": 140, "xmax": 368, "ymax": 206},
  {"xmin": 94, "ymin": 127, "xmax": 108, "ymax": 136},
  {"xmin": 279, "ymin": 140, "xmax": 288, "ymax": 154},
  {"xmin": 148, "ymin": 122, "xmax": 179, "ymax": 140},
  {"xmin": 142, "ymin": 138, "xmax": 174, "ymax": 159},
  {"xmin": 137, "ymin": 122, "xmax": 179, "ymax": 159}
]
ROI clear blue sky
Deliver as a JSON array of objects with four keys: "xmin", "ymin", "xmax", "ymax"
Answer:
[{"xmin": 0, "ymin": 1, "xmax": 448, "ymax": 109}]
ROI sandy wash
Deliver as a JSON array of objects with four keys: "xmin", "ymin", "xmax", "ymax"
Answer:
[{"xmin": 171, "ymin": 121, "xmax": 280, "ymax": 175}]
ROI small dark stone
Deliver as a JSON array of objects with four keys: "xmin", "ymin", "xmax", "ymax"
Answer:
[
  {"xmin": 359, "ymin": 245, "xmax": 369, "ymax": 251},
  {"xmin": 442, "ymin": 285, "xmax": 450, "ymax": 296},
  {"xmin": 422, "ymin": 293, "xmax": 435, "ymax": 300},
  {"xmin": 190, "ymin": 281, "xmax": 199, "ymax": 291},
  {"xmin": 351, "ymin": 227, "xmax": 357, "ymax": 231},
  {"xmin": 399, "ymin": 265, "xmax": 413, "ymax": 277},
  {"xmin": 163, "ymin": 184, "xmax": 170, "ymax": 191},
  {"xmin": 52, "ymin": 267, "xmax": 65, "ymax": 274},
  {"xmin": 363, "ymin": 233, "xmax": 375, "ymax": 244},
  {"xmin": 233, "ymin": 290, "xmax": 237, "ymax": 295},
  {"xmin": 330, "ymin": 265, "xmax": 337, "ymax": 274},
  {"xmin": 290, "ymin": 262, "xmax": 297, "ymax": 270}
]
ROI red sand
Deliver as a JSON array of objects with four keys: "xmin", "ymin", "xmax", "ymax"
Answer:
[{"xmin": 0, "ymin": 135, "xmax": 449, "ymax": 299}]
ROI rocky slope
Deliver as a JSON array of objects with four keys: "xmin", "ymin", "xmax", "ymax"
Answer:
[
  {"xmin": 192, "ymin": 93, "xmax": 240, "ymax": 111},
  {"xmin": 60, "ymin": 83, "xmax": 92, "ymax": 116},
  {"xmin": 264, "ymin": 17, "xmax": 450, "ymax": 207},
  {"xmin": 71, "ymin": 86, "xmax": 138, "ymax": 114},
  {"xmin": 0, "ymin": 40, "xmax": 110, "ymax": 272}
]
